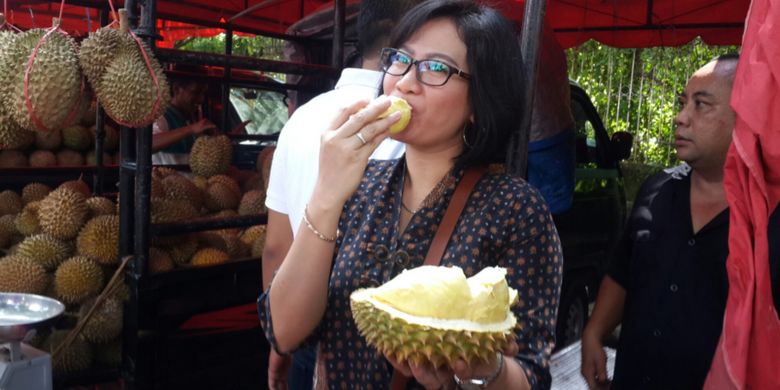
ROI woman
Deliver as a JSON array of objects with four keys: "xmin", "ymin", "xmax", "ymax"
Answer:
[{"xmin": 259, "ymin": 1, "xmax": 562, "ymax": 389}]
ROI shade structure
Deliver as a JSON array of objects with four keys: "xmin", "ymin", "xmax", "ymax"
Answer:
[{"xmin": 2, "ymin": 0, "xmax": 748, "ymax": 48}]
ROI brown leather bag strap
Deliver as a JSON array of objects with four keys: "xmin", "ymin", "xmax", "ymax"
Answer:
[
  {"xmin": 423, "ymin": 165, "xmax": 488, "ymax": 266},
  {"xmin": 390, "ymin": 165, "xmax": 487, "ymax": 390}
]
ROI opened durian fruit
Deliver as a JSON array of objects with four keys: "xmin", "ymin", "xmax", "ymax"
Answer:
[{"xmin": 350, "ymin": 265, "xmax": 518, "ymax": 367}]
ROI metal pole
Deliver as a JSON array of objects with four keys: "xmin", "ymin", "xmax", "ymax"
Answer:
[
  {"xmin": 506, "ymin": 0, "xmax": 547, "ymax": 177},
  {"xmin": 331, "ymin": 0, "xmax": 346, "ymax": 70},
  {"xmin": 92, "ymin": 6, "xmax": 110, "ymax": 195},
  {"xmin": 222, "ymin": 26, "xmax": 233, "ymax": 131}
]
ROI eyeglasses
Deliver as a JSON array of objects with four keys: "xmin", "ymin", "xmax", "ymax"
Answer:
[{"xmin": 380, "ymin": 47, "xmax": 471, "ymax": 87}]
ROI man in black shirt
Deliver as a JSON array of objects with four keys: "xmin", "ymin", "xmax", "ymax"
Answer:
[{"xmin": 580, "ymin": 54, "xmax": 780, "ymax": 389}]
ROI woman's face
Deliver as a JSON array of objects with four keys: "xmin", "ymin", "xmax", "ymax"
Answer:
[{"xmin": 382, "ymin": 18, "xmax": 471, "ymax": 152}]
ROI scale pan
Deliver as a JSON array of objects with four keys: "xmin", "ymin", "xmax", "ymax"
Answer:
[{"xmin": 0, "ymin": 293, "xmax": 65, "ymax": 343}]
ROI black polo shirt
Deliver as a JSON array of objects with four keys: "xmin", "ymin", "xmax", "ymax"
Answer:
[{"xmin": 609, "ymin": 165, "xmax": 731, "ymax": 389}]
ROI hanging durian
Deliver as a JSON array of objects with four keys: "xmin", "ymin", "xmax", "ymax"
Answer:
[
  {"xmin": 2, "ymin": 18, "xmax": 82, "ymax": 132},
  {"xmin": 90, "ymin": 9, "xmax": 169, "ymax": 127}
]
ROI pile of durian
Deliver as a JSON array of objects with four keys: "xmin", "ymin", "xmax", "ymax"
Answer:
[{"xmin": 0, "ymin": 154, "xmax": 271, "ymax": 374}]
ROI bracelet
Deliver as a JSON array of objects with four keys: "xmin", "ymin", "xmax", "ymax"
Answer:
[
  {"xmin": 302, "ymin": 205, "xmax": 339, "ymax": 242},
  {"xmin": 453, "ymin": 353, "xmax": 504, "ymax": 389}
]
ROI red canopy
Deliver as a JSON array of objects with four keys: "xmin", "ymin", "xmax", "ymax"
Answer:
[{"xmin": 2, "ymin": 0, "xmax": 748, "ymax": 48}]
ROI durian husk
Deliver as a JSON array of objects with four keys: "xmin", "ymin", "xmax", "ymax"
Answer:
[
  {"xmin": 190, "ymin": 248, "xmax": 230, "ymax": 267},
  {"xmin": 76, "ymin": 215, "xmax": 119, "ymax": 265},
  {"xmin": 0, "ymin": 30, "xmax": 35, "ymax": 150},
  {"xmin": 54, "ymin": 256, "xmax": 104, "ymax": 305},
  {"xmin": 204, "ymin": 182, "xmax": 240, "ymax": 211},
  {"xmin": 56, "ymin": 149, "xmax": 86, "ymax": 166},
  {"xmin": 61, "ymin": 124, "xmax": 93, "ymax": 151},
  {"xmin": 162, "ymin": 174, "xmax": 204, "ymax": 211},
  {"xmin": 238, "ymin": 189, "xmax": 266, "ymax": 216},
  {"xmin": 78, "ymin": 297, "xmax": 123, "ymax": 344},
  {"xmin": 0, "ymin": 214, "xmax": 22, "ymax": 248},
  {"xmin": 165, "ymin": 235, "xmax": 199, "ymax": 266},
  {"xmin": 189, "ymin": 135, "xmax": 233, "ymax": 178},
  {"xmin": 4, "ymin": 28, "xmax": 82, "ymax": 132},
  {"xmin": 35, "ymin": 128, "xmax": 63, "ymax": 150},
  {"xmin": 85, "ymin": 196, "xmax": 116, "ymax": 217},
  {"xmin": 15, "ymin": 201, "xmax": 42, "ymax": 236},
  {"xmin": 29, "ymin": 150, "xmax": 57, "ymax": 167},
  {"xmin": 240, "ymin": 225, "xmax": 266, "ymax": 247},
  {"xmin": 16, "ymin": 233, "xmax": 73, "ymax": 270},
  {"xmin": 45, "ymin": 329, "xmax": 93, "ymax": 375},
  {"xmin": 38, "ymin": 187, "xmax": 89, "ymax": 240},
  {"xmin": 148, "ymin": 247, "xmax": 174, "ymax": 274},
  {"xmin": 0, "ymin": 255, "xmax": 50, "ymax": 294},
  {"xmin": 96, "ymin": 30, "xmax": 169, "ymax": 127},
  {"xmin": 0, "ymin": 150, "xmax": 28, "ymax": 168},
  {"xmin": 350, "ymin": 266, "xmax": 518, "ymax": 368},
  {"xmin": 21, "ymin": 182, "xmax": 52, "ymax": 204},
  {"xmin": 0, "ymin": 190, "xmax": 23, "ymax": 216}
]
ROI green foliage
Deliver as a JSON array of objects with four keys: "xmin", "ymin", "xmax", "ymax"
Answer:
[
  {"xmin": 567, "ymin": 39, "xmax": 739, "ymax": 168},
  {"xmin": 176, "ymin": 33, "xmax": 285, "ymax": 61}
]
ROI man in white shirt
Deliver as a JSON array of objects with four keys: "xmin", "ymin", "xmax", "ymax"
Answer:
[{"xmin": 262, "ymin": 1, "xmax": 419, "ymax": 389}]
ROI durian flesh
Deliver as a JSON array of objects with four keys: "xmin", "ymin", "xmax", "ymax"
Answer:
[{"xmin": 350, "ymin": 265, "xmax": 518, "ymax": 367}]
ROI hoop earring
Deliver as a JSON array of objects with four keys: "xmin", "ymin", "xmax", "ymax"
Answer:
[{"xmin": 462, "ymin": 124, "xmax": 474, "ymax": 148}]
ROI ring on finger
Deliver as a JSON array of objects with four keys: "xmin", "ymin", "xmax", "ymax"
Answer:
[{"xmin": 355, "ymin": 132, "xmax": 368, "ymax": 145}]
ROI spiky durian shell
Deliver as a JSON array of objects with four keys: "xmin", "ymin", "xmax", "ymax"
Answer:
[
  {"xmin": 204, "ymin": 182, "xmax": 240, "ymax": 212},
  {"xmin": 150, "ymin": 197, "xmax": 199, "ymax": 224},
  {"xmin": 350, "ymin": 292, "xmax": 516, "ymax": 368},
  {"xmin": 165, "ymin": 235, "xmax": 199, "ymax": 266},
  {"xmin": 240, "ymin": 225, "xmax": 266, "ymax": 247},
  {"xmin": 15, "ymin": 201, "xmax": 42, "ymax": 236},
  {"xmin": 39, "ymin": 188, "xmax": 88, "ymax": 240},
  {"xmin": 0, "ymin": 190, "xmax": 22, "ymax": 216},
  {"xmin": 0, "ymin": 124, "xmax": 34, "ymax": 150},
  {"xmin": 56, "ymin": 149, "xmax": 85, "ymax": 166},
  {"xmin": 35, "ymin": 128, "xmax": 62, "ymax": 150},
  {"xmin": 54, "ymin": 256, "xmax": 104, "ymax": 305},
  {"xmin": 0, "ymin": 150, "xmax": 28, "ymax": 167},
  {"xmin": 16, "ymin": 233, "xmax": 72, "ymax": 270},
  {"xmin": 29, "ymin": 150, "xmax": 57, "ymax": 167},
  {"xmin": 76, "ymin": 215, "xmax": 119, "ymax": 265},
  {"xmin": 61, "ymin": 124, "xmax": 92, "ymax": 151},
  {"xmin": 97, "ymin": 38, "xmax": 169, "ymax": 126},
  {"xmin": 162, "ymin": 174, "xmax": 204, "ymax": 210},
  {"xmin": 85, "ymin": 150, "xmax": 113, "ymax": 166},
  {"xmin": 148, "ymin": 247, "xmax": 174, "ymax": 273},
  {"xmin": 21, "ymin": 182, "xmax": 52, "ymax": 204},
  {"xmin": 4, "ymin": 29, "xmax": 82, "ymax": 132},
  {"xmin": 0, "ymin": 214, "xmax": 21, "ymax": 248},
  {"xmin": 78, "ymin": 26, "xmax": 130, "ymax": 85},
  {"xmin": 93, "ymin": 338, "xmax": 122, "ymax": 368},
  {"xmin": 44, "ymin": 330, "xmax": 93, "ymax": 375},
  {"xmin": 0, "ymin": 30, "xmax": 34, "ymax": 150},
  {"xmin": 250, "ymin": 229, "xmax": 268, "ymax": 258},
  {"xmin": 190, "ymin": 248, "xmax": 229, "ymax": 267},
  {"xmin": 238, "ymin": 189, "xmax": 266, "ymax": 216},
  {"xmin": 59, "ymin": 178, "xmax": 92, "ymax": 197},
  {"xmin": 0, "ymin": 255, "xmax": 50, "ymax": 294},
  {"xmin": 189, "ymin": 135, "xmax": 233, "ymax": 178},
  {"xmin": 78, "ymin": 297, "xmax": 123, "ymax": 343},
  {"xmin": 85, "ymin": 196, "xmax": 115, "ymax": 217}
]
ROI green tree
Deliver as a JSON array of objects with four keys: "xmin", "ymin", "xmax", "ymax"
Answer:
[{"xmin": 567, "ymin": 39, "xmax": 738, "ymax": 167}]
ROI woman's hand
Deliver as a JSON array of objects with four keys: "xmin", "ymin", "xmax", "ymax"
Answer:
[{"xmin": 310, "ymin": 96, "xmax": 401, "ymax": 209}]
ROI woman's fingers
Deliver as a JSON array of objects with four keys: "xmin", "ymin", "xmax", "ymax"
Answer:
[{"xmin": 386, "ymin": 356, "xmax": 412, "ymax": 377}]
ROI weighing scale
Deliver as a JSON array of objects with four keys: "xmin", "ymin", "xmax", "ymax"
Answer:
[{"xmin": 0, "ymin": 293, "xmax": 65, "ymax": 390}]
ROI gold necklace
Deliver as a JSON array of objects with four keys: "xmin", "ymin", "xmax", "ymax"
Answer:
[{"xmin": 400, "ymin": 201, "xmax": 418, "ymax": 214}]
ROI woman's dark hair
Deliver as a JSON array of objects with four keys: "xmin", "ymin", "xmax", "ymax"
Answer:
[{"xmin": 386, "ymin": 0, "xmax": 525, "ymax": 167}]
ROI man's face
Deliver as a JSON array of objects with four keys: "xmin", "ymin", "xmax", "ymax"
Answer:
[{"xmin": 674, "ymin": 60, "xmax": 736, "ymax": 170}]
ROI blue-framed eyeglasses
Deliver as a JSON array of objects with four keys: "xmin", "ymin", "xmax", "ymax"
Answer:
[{"xmin": 380, "ymin": 47, "xmax": 471, "ymax": 87}]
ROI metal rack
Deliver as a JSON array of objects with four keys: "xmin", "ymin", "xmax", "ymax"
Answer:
[{"xmin": 111, "ymin": 1, "xmax": 345, "ymax": 388}]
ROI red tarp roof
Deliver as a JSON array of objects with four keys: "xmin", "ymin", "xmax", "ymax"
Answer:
[{"xmin": 1, "ymin": 0, "xmax": 749, "ymax": 48}]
